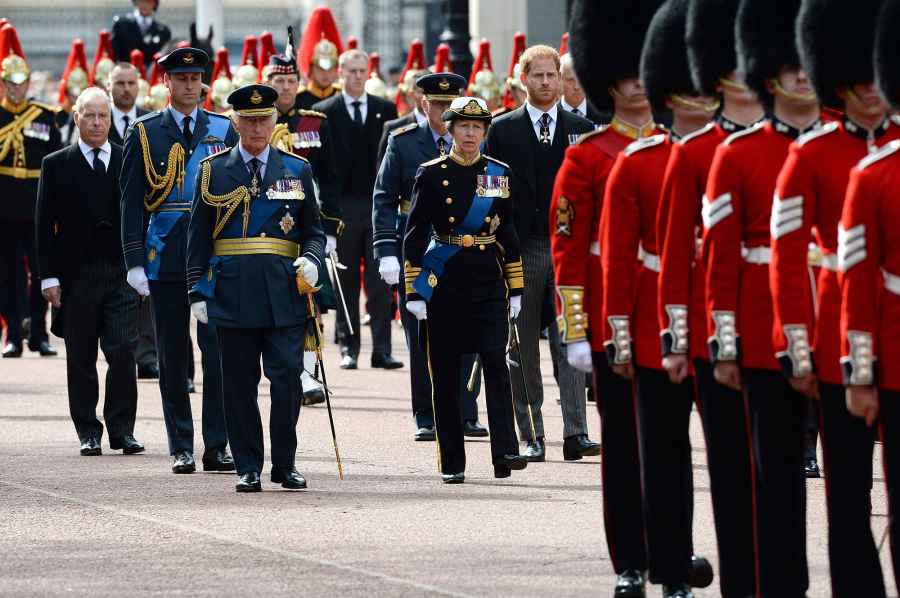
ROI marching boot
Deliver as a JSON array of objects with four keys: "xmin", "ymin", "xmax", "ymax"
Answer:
[
  {"xmin": 301, "ymin": 351, "xmax": 326, "ymax": 406},
  {"xmin": 613, "ymin": 569, "xmax": 645, "ymax": 597},
  {"xmin": 688, "ymin": 555, "xmax": 714, "ymax": 588}
]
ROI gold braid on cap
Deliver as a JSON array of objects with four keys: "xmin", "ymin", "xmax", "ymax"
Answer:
[
  {"xmin": 137, "ymin": 122, "xmax": 186, "ymax": 212},
  {"xmin": 199, "ymin": 160, "xmax": 252, "ymax": 239}
]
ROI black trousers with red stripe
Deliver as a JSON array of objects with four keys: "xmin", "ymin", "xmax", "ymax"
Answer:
[
  {"xmin": 878, "ymin": 389, "xmax": 900, "ymax": 597},
  {"xmin": 592, "ymin": 352, "xmax": 647, "ymax": 574}
]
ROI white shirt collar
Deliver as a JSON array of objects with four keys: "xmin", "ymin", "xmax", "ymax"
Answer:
[
  {"xmin": 560, "ymin": 97, "xmax": 587, "ymax": 115},
  {"xmin": 168, "ymin": 106, "xmax": 199, "ymax": 127},
  {"xmin": 413, "ymin": 108, "xmax": 427, "ymax": 125},
  {"xmin": 238, "ymin": 142, "xmax": 270, "ymax": 166},
  {"xmin": 526, "ymin": 101, "xmax": 558, "ymax": 125},
  {"xmin": 342, "ymin": 90, "xmax": 367, "ymax": 107},
  {"xmin": 78, "ymin": 139, "xmax": 112, "ymax": 166},
  {"xmin": 112, "ymin": 104, "xmax": 137, "ymax": 122},
  {"xmin": 134, "ymin": 10, "xmax": 153, "ymax": 27}
]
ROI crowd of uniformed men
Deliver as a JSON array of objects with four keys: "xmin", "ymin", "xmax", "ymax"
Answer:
[{"xmin": 3, "ymin": 0, "xmax": 900, "ymax": 595}]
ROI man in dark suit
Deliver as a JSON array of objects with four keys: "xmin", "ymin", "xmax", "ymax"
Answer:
[
  {"xmin": 110, "ymin": 0, "xmax": 171, "ymax": 65},
  {"xmin": 559, "ymin": 52, "xmax": 607, "ymax": 127},
  {"xmin": 35, "ymin": 87, "xmax": 143, "ymax": 456},
  {"xmin": 313, "ymin": 49, "xmax": 400, "ymax": 370},
  {"xmin": 485, "ymin": 45, "xmax": 598, "ymax": 462}
]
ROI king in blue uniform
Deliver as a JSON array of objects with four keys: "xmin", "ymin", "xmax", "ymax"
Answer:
[
  {"xmin": 120, "ymin": 47, "xmax": 236, "ymax": 474},
  {"xmin": 187, "ymin": 84, "xmax": 325, "ymax": 493}
]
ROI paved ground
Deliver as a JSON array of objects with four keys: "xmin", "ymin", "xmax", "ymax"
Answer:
[{"xmin": 0, "ymin": 314, "xmax": 895, "ymax": 597}]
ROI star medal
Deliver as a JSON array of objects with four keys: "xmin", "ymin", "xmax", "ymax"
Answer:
[{"xmin": 279, "ymin": 213, "xmax": 295, "ymax": 234}]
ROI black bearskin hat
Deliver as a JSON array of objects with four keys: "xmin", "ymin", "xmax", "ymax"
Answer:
[
  {"xmin": 875, "ymin": 0, "xmax": 900, "ymax": 108},
  {"xmin": 736, "ymin": 0, "xmax": 802, "ymax": 106},
  {"xmin": 641, "ymin": 0, "xmax": 696, "ymax": 113},
  {"xmin": 797, "ymin": 0, "xmax": 884, "ymax": 109},
  {"xmin": 569, "ymin": 0, "xmax": 664, "ymax": 112},
  {"xmin": 686, "ymin": 0, "xmax": 740, "ymax": 96}
]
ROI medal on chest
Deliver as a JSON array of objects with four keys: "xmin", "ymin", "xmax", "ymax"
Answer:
[
  {"xmin": 476, "ymin": 174, "xmax": 510, "ymax": 198},
  {"xmin": 279, "ymin": 212, "xmax": 295, "ymax": 234},
  {"xmin": 266, "ymin": 177, "xmax": 305, "ymax": 201}
]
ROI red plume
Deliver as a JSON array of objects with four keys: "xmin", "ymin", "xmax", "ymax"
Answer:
[
  {"xmin": 468, "ymin": 38, "xmax": 493, "ymax": 88},
  {"xmin": 130, "ymin": 49, "xmax": 146, "ymax": 79},
  {"xmin": 204, "ymin": 47, "xmax": 232, "ymax": 110},
  {"xmin": 559, "ymin": 32, "xmax": 569, "ymax": 56},
  {"xmin": 503, "ymin": 32, "xmax": 527, "ymax": 108},
  {"xmin": 57, "ymin": 38, "xmax": 88, "ymax": 104},
  {"xmin": 148, "ymin": 52, "xmax": 163, "ymax": 86},
  {"xmin": 257, "ymin": 31, "xmax": 276, "ymax": 79},
  {"xmin": 433, "ymin": 43, "xmax": 453, "ymax": 73},
  {"xmin": 240, "ymin": 35, "xmax": 258, "ymax": 66},
  {"xmin": 89, "ymin": 30, "xmax": 114, "ymax": 85},
  {"xmin": 347, "ymin": 36, "xmax": 358, "ymax": 50},
  {"xmin": 297, "ymin": 6, "xmax": 344, "ymax": 78}
]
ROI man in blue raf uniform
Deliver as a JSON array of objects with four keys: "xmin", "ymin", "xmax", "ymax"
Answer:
[
  {"xmin": 187, "ymin": 84, "xmax": 325, "ymax": 493},
  {"xmin": 120, "ymin": 47, "xmax": 236, "ymax": 474},
  {"xmin": 373, "ymin": 72, "xmax": 488, "ymax": 441}
]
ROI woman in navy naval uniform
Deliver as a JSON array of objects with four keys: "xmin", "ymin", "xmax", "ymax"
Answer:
[{"xmin": 403, "ymin": 96, "xmax": 527, "ymax": 483}]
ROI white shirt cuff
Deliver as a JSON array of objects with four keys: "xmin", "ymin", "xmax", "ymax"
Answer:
[{"xmin": 41, "ymin": 278, "xmax": 60, "ymax": 291}]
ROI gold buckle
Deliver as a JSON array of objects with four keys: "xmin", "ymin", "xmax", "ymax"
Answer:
[{"xmin": 461, "ymin": 235, "xmax": 475, "ymax": 248}]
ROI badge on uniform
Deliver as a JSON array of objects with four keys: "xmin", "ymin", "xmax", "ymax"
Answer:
[
  {"xmin": 279, "ymin": 213, "xmax": 295, "ymax": 234},
  {"xmin": 489, "ymin": 214, "xmax": 500, "ymax": 234},
  {"xmin": 555, "ymin": 196, "xmax": 575, "ymax": 236},
  {"xmin": 476, "ymin": 175, "xmax": 510, "ymax": 198},
  {"xmin": 266, "ymin": 177, "xmax": 305, "ymax": 201},
  {"xmin": 291, "ymin": 131, "xmax": 322, "ymax": 149},
  {"xmin": 202, "ymin": 136, "xmax": 227, "ymax": 156},
  {"xmin": 23, "ymin": 121, "xmax": 50, "ymax": 141}
]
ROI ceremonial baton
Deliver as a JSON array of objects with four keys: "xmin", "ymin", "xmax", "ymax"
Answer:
[
  {"xmin": 466, "ymin": 357, "xmax": 481, "ymax": 393},
  {"xmin": 326, "ymin": 250, "xmax": 354, "ymax": 336},
  {"xmin": 510, "ymin": 317, "xmax": 538, "ymax": 442},
  {"xmin": 296, "ymin": 272, "xmax": 344, "ymax": 480}
]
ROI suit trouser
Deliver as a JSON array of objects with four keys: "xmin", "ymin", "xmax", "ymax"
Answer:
[
  {"xmin": 63, "ymin": 256, "xmax": 139, "ymax": 442},
  {"xmin": 510, "ymin": 237, "xmax": 586, "ymax": 440},
  {"xmin": 134, "ymin": 296, "xmax": 158, "ymax": 368},
  {"xmin": 336, "ymin": 198, "xmax": 392, "ymax": 356},
  {"xmin": 745, "ymin": 368, "xmax": 809, "ymax": 597},
  {"xmin": 592, "ymin": 351, "xmax": 647, "ymax": 573},
  {"xmin": 879, "ymin": 389, "xmax": 900, "ymax": 597},
  {"xmin": 634, "ymin": 366, "xmax": 694, "ymax": 586},
  {"xmin": 149, "ymin": 279, "xmax": 227, "ymax": 455},
  {"xmin": 0, "ymin": 221, "xmax": 48, "ymax": 346},
  {"xmin": 818, "ymin": 381, "xmax": 884, "ymax": 598},
  {"xmin": 694, "ymin": 359, "xmax": 757, "ymax": 598},
  {"xmin": 217, "ymin": 324, "xmax": 304, "ymax": 475}
]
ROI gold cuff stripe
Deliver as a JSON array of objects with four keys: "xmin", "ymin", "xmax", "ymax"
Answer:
[
  {"xmin": 556, "ymin": 285, "xmax": 588, "ymax": 343},
  {"xmin": 213, "ymin": 237, "xmax": 299, "ymax": 258}
]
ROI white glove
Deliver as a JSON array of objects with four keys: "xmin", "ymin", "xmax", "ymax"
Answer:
[
  {"xmin": 379, "ymin": 256, "xmax": 401, "ymax": 286},
  {"xmin": 509, "ymin": 295, "xmax": 522, "ymax": 320},
  {"xmin": 406, "ymin": 299, "xmax": 427, "ymax": 321},
  {"xmin": 126, "ymin": 266, "xmax": 150, "ymax": 297},
  {"xmin": 566, "ymin": 340, "xmax": 593, "ymax": 373},
  {"xmin": 325, "ymin": 235, "xmax": 337, "ymax": 255},
  {"xmin": 293, "ymin": 256, "xmax": 319, "ymax": 287},
  {"xmin": 191, "ymin": 301, "xmax": 209, "ymax": 324}
]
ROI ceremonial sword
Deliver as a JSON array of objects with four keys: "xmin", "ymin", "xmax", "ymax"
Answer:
[{"xmin": 509, "ymin": 316, "xmax": 538, "ymax": 442}]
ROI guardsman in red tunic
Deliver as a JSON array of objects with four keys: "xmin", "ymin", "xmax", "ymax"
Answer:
[
  {"xmin": 555, "ymin": 2, "xmax": 661, "ymax": 595},
  {"xmin": 774, "ymin": 1, "xmax": 898, "ymax": 595},
  {"xmin": 701, "ymin": 0, "xmax": 820, "ymax": 593},
  {"xmin": 655, "ymin": 1, "xmax": 764, "ymax": 595},
  {"xmin": 600, "ymin": 2, "xmax": 716, "ymax": 595},
  {"xmin": 840, "ymin": 0, "xmax": 900, "ymax": 590}
]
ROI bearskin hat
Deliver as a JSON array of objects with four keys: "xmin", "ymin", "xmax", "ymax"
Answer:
[
  {"xmin": 736, "ymin": 0, "xmax": 802, "ymax": 106},
  {"xmin": 875, "ymin": 0, "xmax": 900, "ymax": 108},
  {"xmin": 569, "ymin": 0, "xmax": 664, "ymax": 112},
  {"xmin": 686, "ymin": 0, "xmax": 740, "ymax": 96},
  {"xmin": 797, "ymin": 0, "xmax": 884, "ymax": 109},
  {"xmin": 641, "ymin": 0, "xmax": 695, "ymax": 113}
]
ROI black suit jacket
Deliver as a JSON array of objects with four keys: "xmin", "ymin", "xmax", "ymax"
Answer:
[
  {"xmin": 377, "ymin": 112, "xmax": 417, "ymax": 164},
  {"xmin": 485, "ymin": 105, "xmax": 594, "ymax": 239},
  {"xmin": 313, "ymin": 93, "xmax": 398, "ymax": 196},
  {"xmin": 108, "ymin": 107, "xmax": 149, "ymax": 146},
  {"xmin": 110, "ymin": 13, "xmax": 171, "ymax": 64}
]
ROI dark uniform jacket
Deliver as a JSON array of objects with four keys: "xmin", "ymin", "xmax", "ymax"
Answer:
[
  {"xmin": 111, "ymin": 13, "xmax": 172, "ymax": 64},
  {"xmin": 378, "ymin": 111, "xmax": 418, "ymax": 163},
  {"xmin": 296, "ymin": 83, "xmax": 340, "ymax": 111},
  {"xmin": 120, "ymin": 107, "xmax": 237, "ymax": 280},
  {"xmin": 186, "ymin": 145, "xmax": 325, "ymax": 329},
  {"xmin": 108, "ymin": 106, "xmax": 149, "ymax": 146},
  {"xmin": 0, "ymin": 98, "xmax": 62, "ymax": 222}
]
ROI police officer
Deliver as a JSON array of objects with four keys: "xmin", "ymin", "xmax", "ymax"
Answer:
[
  {"xmin": 374, "ymin": 73, "xmax": 488, "ymax": 441},
  {"xmin": 120, "ymin": 47, "xmax": 235, "ymax": 474},
  {"xmin": 403, "ymin": 96, "xmax": 526, "ymax": 483},
  {"xmin": 186, "ymin": 84, "xmax": 325, "ymax": 493}
]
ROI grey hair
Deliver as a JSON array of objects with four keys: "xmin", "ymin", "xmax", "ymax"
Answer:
[
  {"xmin": 74, "ymin": 86, "xmax": 111, "ymax": 114},
  {"xmin": 339, "ymin": 49, "xmax": 368, "ymax": 68}
]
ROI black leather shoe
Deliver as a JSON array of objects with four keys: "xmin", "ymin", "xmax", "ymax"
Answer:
[
  {"xmin": 236, "ymin": 472, "xmax": 262, "ymax": 492},
  {"xmin": 523, "ymin": 438, "xmax": 545, "ymax": 462},
  {"xmin": 271, "ymin": 466, "xmax": 307, "ymax": 489},
  {"xmin": 202, "ymin": 447, "xmax": 235, "ymax": 471},
  {"xmin": 463, "ymin": 420, "xmax": 489, "ymax": 437},
  {"xmin": 371, "ymin": 352, "xmax": 404, "ymax": 369},
  {"xmin": 689, "ymin": 555, "xmax": 714, "ymax": 589},
  {"xmin": 662, "ymin": 584, "xmax": 693, "ymax": 597},
  {"xmin": 186, "ymin": 379, "xmax": 195, "ymax": 393},
  {"xmin": 302, "ymin": 387, "xmax": 326, "ymax": 406},
  {"xmin": 614, "ymin": 569, "xmax": 645, "ymax": 597},
  {"xmin": 493, "ymin": 454, "xmax": 528, "ymax": 478},
  {"xmin": 340, "ymin": 354, "xmax": 358, "ymax": 370},
  {"xmin": 137, "ymin": 364, "xmax": 160, "ymax": 379},
  {"xmin": 172, "ymin": 451, "xmax": 196, "ymax": 474},
  {"xmin": 441, "ymin": 472, "xmax": 465, "ymax": 484},
  {"xmin": 804, "ymin": 457, "xmax": 821, "ymax": 478},
  {"xmin": 563, "ymin": 434, "xmax": 602, "ymax": 461},
  {"xmin": 2, "ymin": 342, "xmax": 22, "ymax": 358},
  {"xmin": 80, "ymin": 437, "xmax": 102, "ymax": 456},
  {"xmin": 110, "ymin": 435, "xmax": 145, "ymax": 454},
  {"xmin": 29, "ymin": 341, "xmax": 57, "ymax": 356},
  {"xmin": 414, "ymin": 426, "xmax": 436, "ymax": 441}
]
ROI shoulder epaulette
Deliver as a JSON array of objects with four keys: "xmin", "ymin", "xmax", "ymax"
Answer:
[
  {"xmin": 29, "ymin": 101, "xmax": 59, "ymax": 113},
  {"xmin": 134, "ymin": 110, "xmax": 163, "ymax": 125},
  {"xmin": 421, "ymin": 154, "xmax": 449, "ymax": 167},
  {"xmin": 203, "ymin": 109, "xmax": 230, "ymax": 121},
  {"xmin": 390, "ymin": 122, "xmax": 419, "ymax": 137},
  {"xmin": 298, "ymin": 109, "xmax": 327, "ymax": 119},
  {"xmin": 797, "ymin": 121, "xmax": 838, "ymax": 147},
  {"xmin": 858, "ymin": 139, "xmax": 900, "ymax": 171},
  {"xmin": 575, "ymin": 126, "xmax": 608, "ymax": 144},
  {"xmin": 679, "ymin": 122, "xmax": 715, "ymax": 145},
  {"xmin": 624, "ymin": 133, "xmax": 666, "ymax": 156},
  {"xmin": 199, "ymin": 149, "xmax": 230, "ymax": 164},
  {"xmin": 723, "ymin": 121, "xmax": 765, "ymax": 146},
  {"xmin": 484, "ymin": 155, "xmax": 510, "ymax": 169},
  {"xmin": 277, "ymin": 147, "xmax": 310, "ymax": 164}
]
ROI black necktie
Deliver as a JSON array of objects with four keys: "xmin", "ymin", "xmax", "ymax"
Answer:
[
  {"xmin": 437, "ymin": 137, "xmax": 447, "ymax": 156},
  {"xmin": 352, "ymin": 101, "xmax": 363, "ymax": 127},
  {"xmin": 92, "ymin": 147, "xmax": 105, "ymax": 174},
  {"xmin": 182, "ymin": 115, "xmax": 193, "ymax": 144},
  {"xmin": 571, "ymin": 107, "xmax": 580, "ymax": 117},
  {"xmin": 539, "ymin": 113, "xmax": 552, "ymax": 146},
  {"xmin": 122, "ymin": 114, "xmax": 130, "ymax": 137}
]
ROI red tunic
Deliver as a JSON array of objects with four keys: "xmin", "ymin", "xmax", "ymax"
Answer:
[
  {"xmin": 771, "ymin": 118, "xmax": 900, "ymax": 385},
  {"xmin": 839, "ymin": 140, "xmax": 900, "ymax": 391},
  {"xmin": 600, "ymin": 134, "xmax": 672, "ymax": 370}
]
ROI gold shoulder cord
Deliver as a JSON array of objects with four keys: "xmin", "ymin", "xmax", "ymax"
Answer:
[
  {"xmin": 0, "ymin": 106, "xmax": 42, "ymax": 163},
  {"xmin": 270, "ymin": 123, "xmax": 293, "ymax": 153},
  {"xmin": 137, "ymin": 122, "xmax": 186, "ymax": 212},
  {"xmin": 199, "ymin": 160, "xmax": 252, "ymax": 239}
]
